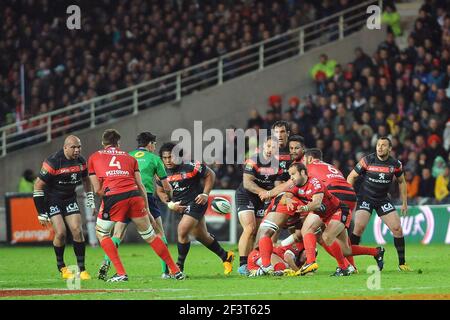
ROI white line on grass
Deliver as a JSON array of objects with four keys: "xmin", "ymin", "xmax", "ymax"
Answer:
[{"xmin": 155, "ymin": 285, "xmax": 450, "ymax": 300}]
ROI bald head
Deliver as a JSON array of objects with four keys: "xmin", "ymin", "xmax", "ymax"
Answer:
[{"xmin": 63, "ymin": 135, "xmax": 82, "ymax": 160}]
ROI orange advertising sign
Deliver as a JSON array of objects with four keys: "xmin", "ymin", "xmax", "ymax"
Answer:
[{"xmin": 6, "ymin": 194, "xmax": 54, "ymax": 244}]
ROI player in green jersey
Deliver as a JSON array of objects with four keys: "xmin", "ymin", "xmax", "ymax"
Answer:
[{"xmin": 97, "ymin": 132, "xmax": 173, "ymax": 280}]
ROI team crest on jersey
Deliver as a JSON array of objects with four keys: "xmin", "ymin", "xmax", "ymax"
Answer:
[
  {"xmin": 134, "ymin": 151, "xmax": 145, "ymax": 158},
  {"xmin": 40, "ymin": 168, "xmax": 48, "ymax": 176},
  {"xmin": 389, "ymin": 166, "xmax": 394, "ymax": 173}
]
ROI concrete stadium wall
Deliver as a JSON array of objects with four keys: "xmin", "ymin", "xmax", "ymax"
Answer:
[{"xmin": 0, "ymin": 27, "xmax": 385, "ymax": 241}]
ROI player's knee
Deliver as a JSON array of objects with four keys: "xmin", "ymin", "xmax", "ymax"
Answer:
[
  {"xmin": 321, "ymin": 233, "xmax": 333, "ymax": 246},
  {"xmin": 54, "ymin": 231, "xmax": 66, "ymax": 243},
  {"xmin": 391, "ymin": 225, "xmax": 403, "ymax": 236},
  {"xmin": 353, "ymin": 222, "xmax": 366, "ymax": 235},
  {"xmin": 71, "ymin": 228, "xmax": 83, "ymax": 242},
  {"xmin": 243, "ymin": 223, "xmax": 257, "ymax": 236}
]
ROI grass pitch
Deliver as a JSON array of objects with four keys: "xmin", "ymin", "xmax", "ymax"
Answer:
[{"xmin": 0, "ymin": 243, "xmax": 449, "ymax": 300}]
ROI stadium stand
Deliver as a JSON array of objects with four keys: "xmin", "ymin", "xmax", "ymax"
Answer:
[
  {"xmin": 243, "ymin": 1, "xmax": 450, "ymax": 204},
  {"xmin": 0, "ymin": 0, "xmax": 329, "ymax": 126}
]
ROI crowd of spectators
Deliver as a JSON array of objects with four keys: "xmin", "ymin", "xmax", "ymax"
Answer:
[
  {"xmin": 1, "ymin": 0, "xmax": 365, "ymax": 127},
  {"xmin": 232, "ymin": 1, "xmax": 450, "ymax": 204}
]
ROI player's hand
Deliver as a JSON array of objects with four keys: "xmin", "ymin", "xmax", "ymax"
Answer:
[
  {"xmin": 38, "ymin": 214, "xmax": 51, "ymax": 227},
  {"xmin": 258, "ymin": 190, "xmax": 271, "ymax": 201},
  {"xmin": 401, "ymin": 204, "xmax": 408, "ymax": 216},
  {"xmin": 195, "ymin": 193, "xmax": 208, "ymax": 205}
]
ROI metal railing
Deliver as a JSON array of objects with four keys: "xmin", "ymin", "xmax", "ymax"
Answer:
[{"xmin": 0, "ymin": 0, "xmax": 380, "ymax": 156}]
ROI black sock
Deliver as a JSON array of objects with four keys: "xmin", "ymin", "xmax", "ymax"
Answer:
[
  {"xmin": 394, "ymin": 237, "xmax": 406, "ymax": 265},
  {"xmin": 177, "ymin": 242, "xmax": 191, "ymax": 270},
  {"xmin": 350, "ymin": 233, "xmax": 361, "ymax": 245},
  {"xmin": 73, "ymin": 241, "xmax": 86, "ymax": 272},
  {"xmin": 205, "ymin": 237, "xmax": 228, "ymax": 262},
  {"xmin": 53, "ymin": 245, "xmax": 65, "ymax": 271},
  {"xmin": 240, "ymin": 256, "xmax": 248, "ymax": 266}
]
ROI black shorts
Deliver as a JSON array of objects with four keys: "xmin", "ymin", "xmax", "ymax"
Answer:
[
  {"xmin": 147, "ymin": 193, "xmax": 162, "ymax": 219},
  {"xmin": 182, "ymin": 201, "xmax": 208, "ymax": 221},
  {"xmin": 355, "ymin": 198, "xmax": 396, "ymax": 217},
  {"xmin": 235, "ymin": 188, "xmax": 269, "ymax": 219},
  {"xmin": 47, "ymin": 196, "xmax": 81, "ymax": 218}
]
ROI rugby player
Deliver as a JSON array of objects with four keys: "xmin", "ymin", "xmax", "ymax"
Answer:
[
  {"xmin": 88, "ymin": 129, "xmax": 184, "ymax": 282},
  {"xmin": 156, "ymin": 142, "xmax": 234, "ymax": 275},
  {"xmin": 97, "ymin": 132, "xmax": 173, "ymax": 280},
  {"xmin": 235, "ymin": 136, "xmax": 285, "ymax": 275},
  {"xmin": 33, "ymin": 135, "xmax": 92, "ymax": 280},
  {"xmin": 347, "ymin": 137, "xmax": 411, "ymax": 271}
]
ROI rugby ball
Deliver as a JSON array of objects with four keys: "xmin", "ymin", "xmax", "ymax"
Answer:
[{"xmin": 211, "ymin": 197, "xmax": 231, "ymax": 215}]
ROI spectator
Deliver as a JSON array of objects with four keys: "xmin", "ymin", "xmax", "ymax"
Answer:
[
  {"xmin": 432, "ymin": 155, "xmax": 447, "ymax": 178},
  {"xmin": 382, "ymin": 4, "xmax": 403, "ymax": 37},
  {"xmin": 310, "ymin": 54, "xmax": 337, "ymax": 80},
  {"xmin": 426, "ymin": 134, "xmax": 447, "ymax": 161},
  {"xmin": 405, "ymin": 169, "xmax": 420, "ymax": 201},
  {"xmin": 18, "ymin": 169, "xmax": 35, "ymax": 193},
  {"xmin": 418, "ymin": 167, "xmax": 436, "ymax": 199},
  {"xmin": 246, "ymin": 109, "xmax": 264, "ymax": 129},
  {"xmin": 435, "ymin": 166, "xmax": 450, "ymax": 202}
]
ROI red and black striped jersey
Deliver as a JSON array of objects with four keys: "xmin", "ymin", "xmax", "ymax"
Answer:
[
  {"xmin": 306, "ymin": 159, "xmax": 356, "ymax": 203},
  {"xmin": 354, "ymin": 153, "xmax": 403, "ymax": 202},
  {"xmin": 276, "ymin": 145, "xmax": 293, "ymax": 181},
  {"xmin": 158, "ymin": 161, "xmax": 207, "ymax": 204},
  {"xmin": 238, "ymin": 152, "xmax": 285, "ymax": 194},
  {"xmin": 287, "ymin": 177, "xmax": 340, "ymax": 218},
  {"xmin": 39, "ymin": 149, "xmax": 87, "ymax": 200}
]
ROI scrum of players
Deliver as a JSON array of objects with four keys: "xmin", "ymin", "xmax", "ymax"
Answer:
[
  {"xmin": 238, "ymin": 120, "xmax": 410, "ymax": 277},
  {"xmin": 34, "ymin": 120, "xmax": 410, "ymax": 281}
]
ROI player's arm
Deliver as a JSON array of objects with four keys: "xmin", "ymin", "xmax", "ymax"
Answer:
[
  {"xmin": 397, "ymin": 173, "xmax": 408, "ymax": 216},
  {"xmin": 155, "ymin": 157, "xmax": 172, "ymax": 200},
  {"xmin": 262, "ymin": 180, "xmax": 294, "ymax": 200},
  {"xmin": 195, "ymin": 166, "xmax": 215, "ymax": 205},
  {"xmin": 155, "ymin": 174, "xmax": 172, "ymax": 201},
  {"xmin": 347, "ymin": 157, "xmax": 367, "ymax": 186},
  {"xmin": 155, "ymin": 178, "xmax": 186, "ymax": 214},
  {"xmin": 243, "ymin": 173, "xmax": 266, "ymax": 196},
  {"xmin": 33, "ymin": 177, "xmax": 51, "ymax": 227},
  {"xmin": 297, "ymin": 193, "xmax": 324, "ymax": 213},
  {"xmin": 88, "ymin": 174, "xmax": 103, "ymax": 197},
  {"xmin": 346, "ymin": 170, "xmax": 359, "ymax": 186},
  {"xmin": 82, "ymin": 175, "xmax": 96, "ymax": 212}
]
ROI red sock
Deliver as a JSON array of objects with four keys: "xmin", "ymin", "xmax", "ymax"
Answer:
[
  {"xmin": 328, "ymin": 241, "xmax": 349, "ymax": 269},
  {"xmin": 259, "ymin": 236, "xmax": 273, "ymax": 267},
  {"xmin": 320, "ymin": 241, "xmax": 335, "ymax": 258},
  {"xmin": 150, "ymin": 236, "xmax": 180, "ymax": 274},
  {"xmin": 303, "ymin": 233, "xmax": 317, "ymax": 264},
  {"xmin": 274, "ymin": 262, "xmax": 286, "ymax": 271},
  {"xmin": 346, "ymin": 238, "xmax": 356, "ymax": 268},
  {"xmin": 351, "ymin": 245, "xmax": 378, "ymax": 257},
  {"xmin": 101, "ymin": 237, "xmax": 126, "ymax": 275}
]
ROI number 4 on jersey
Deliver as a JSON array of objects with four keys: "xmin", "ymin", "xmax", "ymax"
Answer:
[{"xmin": 109, "ymin": 156, "xmax": 122, "ymax": 169}]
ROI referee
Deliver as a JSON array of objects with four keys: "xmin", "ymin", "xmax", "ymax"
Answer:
[{"xmin": 97, "ymin": 132, "xmax": 173, "ymax": 280}]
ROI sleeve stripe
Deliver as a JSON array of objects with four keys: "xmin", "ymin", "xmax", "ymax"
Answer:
[{"xmin": 42, "ymin": 161, "xmax": 56, "ymax": 175}]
